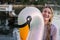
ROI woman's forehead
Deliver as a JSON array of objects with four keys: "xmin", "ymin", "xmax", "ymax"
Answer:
[{"xmin": 43, "ymin": 8, "xmax": 51, "ymax": 12}]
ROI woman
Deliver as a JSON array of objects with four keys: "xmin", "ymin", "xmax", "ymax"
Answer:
[{"xmin": 42, "ymin": 6, "xmax": 57, "ymax": 40}]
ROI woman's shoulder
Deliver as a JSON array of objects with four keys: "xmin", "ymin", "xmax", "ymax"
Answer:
[
  {"xmin": 51, "ymin": 24, "xmax": 57, "ymax": 33},
  {"xmin": 51, "ymin": 24, "xmax": 57, "ymax": 29}
]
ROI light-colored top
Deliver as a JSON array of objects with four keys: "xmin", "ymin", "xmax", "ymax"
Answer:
[{"xmin": 43, "ymin": 24, "xmax": 57, "ymax": 40}]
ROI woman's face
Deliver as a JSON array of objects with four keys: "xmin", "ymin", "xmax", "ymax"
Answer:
[{"xmin": 42, "ymin": 8, "xmax": 52, "ymax": 22}]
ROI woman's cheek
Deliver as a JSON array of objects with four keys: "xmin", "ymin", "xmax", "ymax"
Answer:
[{"xmin": 49, "ymin": 14, "xmax": 52, "ymax": 19}]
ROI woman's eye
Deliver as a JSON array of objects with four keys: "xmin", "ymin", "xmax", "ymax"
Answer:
[
  {"xmin": 44, "ymin": 10, "xmax": 47, "ymax": 13},
  {"xmin": 48, "ymin": 12, "xmax": 51, "ymax": 14}
]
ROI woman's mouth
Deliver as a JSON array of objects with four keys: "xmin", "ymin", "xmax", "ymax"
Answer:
[{"xmin": 43, "ymin": 15, "xmax": 49, "ymax": 18}]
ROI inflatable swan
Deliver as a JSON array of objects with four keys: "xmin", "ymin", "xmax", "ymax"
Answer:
[{"xmin": 18, "ymin": 6, "xmax": 44, "ymax": 40}]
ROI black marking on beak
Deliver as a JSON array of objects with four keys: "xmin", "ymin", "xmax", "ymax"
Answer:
[
  {"xmin": 8, "ymin": 16, "xmax": 32, "ymax": 29},
  {"xmin": 26, "ymin": 16, "xmax": 32, "ymax": 29}
]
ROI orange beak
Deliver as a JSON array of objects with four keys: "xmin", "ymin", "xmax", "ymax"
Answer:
[{"xmin": 19, "ymin": 24, "xmax": 29, "ymax": 40}]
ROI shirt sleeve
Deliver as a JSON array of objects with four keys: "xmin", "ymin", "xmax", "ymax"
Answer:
[{"xmin": 52, "ymin": 24, "xmax": 57, "ymax": 40}]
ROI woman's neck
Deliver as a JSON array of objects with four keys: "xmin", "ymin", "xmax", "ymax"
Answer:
[{"xmin": 44, "ymin": 20, "xmax": 49, "ymax": 25}]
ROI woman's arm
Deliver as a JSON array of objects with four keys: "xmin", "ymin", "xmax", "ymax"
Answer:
[{"xmin": 52, "ymin": 26, "xmax": 57, "ymax": 40}]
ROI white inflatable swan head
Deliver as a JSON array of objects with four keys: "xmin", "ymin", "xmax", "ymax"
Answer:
[{"xmin": 18, "ymin": 6, "xmax": 44, "ymax": 40}]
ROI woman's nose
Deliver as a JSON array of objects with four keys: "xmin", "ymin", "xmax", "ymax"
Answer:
[{"xmin": 45, "ymin": 12, "xmax": 49, "ymax": 16}]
